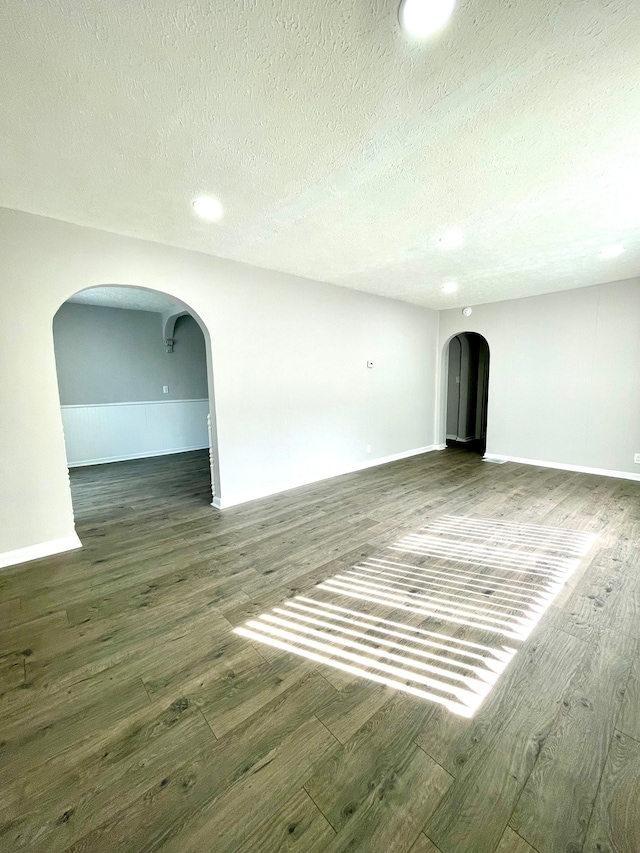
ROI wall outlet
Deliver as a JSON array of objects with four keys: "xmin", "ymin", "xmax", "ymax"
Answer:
[
  {"xmin": 366, "ymin": 444, "xmax": 371, "ymax": 454},
  {"xmin": 635, "ymin": 453, "xmax": 640, "ymax": 464},
  {"xmin": 162, "ymin": 385, "xmax": 169, "ymax": 394}
]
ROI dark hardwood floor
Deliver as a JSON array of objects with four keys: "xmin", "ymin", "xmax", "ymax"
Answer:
[{"xmin": 1, "ymin": 449, "xmax": 639, "ymax": 853}]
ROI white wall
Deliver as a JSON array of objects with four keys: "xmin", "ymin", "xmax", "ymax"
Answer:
[
  {"xmin": 60, "ymin": 400, "xmax": 209, "ymax": 467},
  {"xmin": 438, "ymin": 278, "xmax": 640, "ymax": 478},
  {"xmin": 0, "ymin": 207, "xmax": 439, "ymax": 566}
]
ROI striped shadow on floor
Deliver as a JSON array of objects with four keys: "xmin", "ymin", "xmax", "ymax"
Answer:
[{"xmin": 235, "ymin": 515, "xmax": 597, "ymax": 717}]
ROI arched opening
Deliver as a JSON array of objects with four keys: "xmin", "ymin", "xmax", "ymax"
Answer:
[
  {"xmin": 444, "ymin": 332, "xmax": 490, "ymax": 455},
  {"xmin": 52, "ymin": 284, "xmax": 219, "ymax": 527}
]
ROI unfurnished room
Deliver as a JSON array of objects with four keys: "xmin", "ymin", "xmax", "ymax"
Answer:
[{"xmin": 0, "ymin": 1, "xmax": 639, "ymax": 852}]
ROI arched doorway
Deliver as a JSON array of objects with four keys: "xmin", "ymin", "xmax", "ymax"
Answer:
[
  {"xmin": 52, "ymin": 284, "xmax": 219, "ymax": 525},
  {"xmin": 444, "ymin": 332, "xmax": 490, "ymax": 455}
]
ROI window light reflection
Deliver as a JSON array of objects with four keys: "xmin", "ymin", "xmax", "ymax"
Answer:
[{"xmin": 234, "ymin": 515, "xmax": 597, "ymax": 717}]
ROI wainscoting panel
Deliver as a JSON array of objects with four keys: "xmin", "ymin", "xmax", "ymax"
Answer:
[{"xmin": 61, "ymin": 399, "xmax": 209, "ymax": 467}]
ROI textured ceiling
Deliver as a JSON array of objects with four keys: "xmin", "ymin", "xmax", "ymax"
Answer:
[
  {"xmin": 1, "ymin": 0, "xmax": 639, "ymax": 309},
  {"xmin": 68, "ymin": 286, "xmax": 183, "ymax": 314}
]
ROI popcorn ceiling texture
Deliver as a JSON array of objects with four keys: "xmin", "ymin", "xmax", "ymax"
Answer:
[{"xmin": 1, "ymin": 0, "xmax": 639, "ymax": 308}]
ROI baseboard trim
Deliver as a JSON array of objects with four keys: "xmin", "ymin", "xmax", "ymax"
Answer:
[
  {"xmin": 0, "ymin": 533, "xmax": 82, "ymax": 571},
  {"xmin": 213, "ymin": 445, "xmax": 442, "ymax": 509},
  {"xmin": 483, "ymin": 453, "xmax": 640, "ymax": 482},
  {"xmin": 68, "ymin": 445, "xmax": 209, "ymax": 468}
]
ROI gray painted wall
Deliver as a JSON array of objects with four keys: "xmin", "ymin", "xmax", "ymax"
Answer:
[
  {"xmin": 53, "ymin": 302, "xmax": 207, "ymax": 405},
  {"xmin": 457, "ymin": 335, "xmax": 474, "ymax": 441},
  {"xmin": 0, "ymin": 208, "xmax": 439, "ymax": 561},
  {"xmin": 446, "ymin": 336, "xmax": 461, "ymax": 438},
  {"xmin": 474, "ymin": 339, "xmax": 489, "ymax": 440},
  {"xmin": 439, "ymin": 278, "xmax": 640, "ymax": 475}
]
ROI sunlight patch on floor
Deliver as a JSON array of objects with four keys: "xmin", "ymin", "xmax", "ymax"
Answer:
[{"xmin": 234, "ymin": 515, "xmax": 597, "ymax": 717}]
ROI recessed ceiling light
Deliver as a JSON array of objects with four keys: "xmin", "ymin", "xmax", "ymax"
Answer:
[
  {"xmin": 193, "ymin": 196, "xmax": 224, "ymax": 222},
  {"xmin": 438, "ymin": 229, "xmax": 464, "ymax": 250},
  {"xmin": 399, "ymin": 0, "xmax": 456, "ymax": 38},
  {"xmin": 598, "ymin": 244, "xmax": 624, "ymax": 259},
  {"xmin": 442, "ymin": 281, "xmax": 458, "ymax": 293}
]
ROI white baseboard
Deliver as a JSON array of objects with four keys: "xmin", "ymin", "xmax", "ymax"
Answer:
[
  {"xmin": 68, "ymin": 444, "xmax": 209, "ymax": 468},
  {"xmin": 483, "ymin": 453, "xmax": 640, "ymax": 482},
  {"xmin": 0, "ymin": 532, "xmax": 82, "ymax": 571},
  {"xmin": 212, "ymin": 445, "xmax": 442, "ymax": 509}
]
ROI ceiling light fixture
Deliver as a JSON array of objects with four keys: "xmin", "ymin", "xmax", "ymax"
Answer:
[
  {"xmin": 438, "ymin": 229, "xmax": 464, "ymax": 250},
  {"xmin": 193, "ymin": 196, "xmax": 224, "ymax": 222},
  {"xmin": 442, "ymin": 281, "xmax": 458, "ymax": 293},
  {"xmin": 399, "ymin": 0, "xmax": 456, "ymax": 38},
  {"xmin": 598, "ymin": 244, "xmax": 624, "ymax": 259}
]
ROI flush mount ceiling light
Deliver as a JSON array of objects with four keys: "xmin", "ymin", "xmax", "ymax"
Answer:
[
  {"xmin": 399, "ymin": 0, "xmax": 456, "ymax": 38},
  {"xmin": 193, "ymin": 196, "xmax": 224, "ymax": 222},
  {"xmin": 598, "ymin": 244, "xmax": 624, "ymax": 259},
  {"xmin": 438, "ymin": 229, "xmax": 464, "ymax": 250},
  {"xmin": 442, "ymin": 281, "xmax": 458, "ymax": 293}
]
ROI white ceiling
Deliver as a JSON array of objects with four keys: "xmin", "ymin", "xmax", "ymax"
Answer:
[
  {"xmin": 1, "ymin": 0, "xmax": 639, "ymax": 309},
  {"xmin": 68, "ymin": 286, "xmax": 184, "ymax": 314}
]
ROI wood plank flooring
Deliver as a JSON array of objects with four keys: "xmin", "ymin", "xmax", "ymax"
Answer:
[{"xmin": 1, "ymin": 448, "xmax": 639, "ymax": 852}]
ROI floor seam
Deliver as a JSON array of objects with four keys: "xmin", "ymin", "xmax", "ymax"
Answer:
[
  {"xmin": 312, "ymin": 713, "xmax": 343, "ymax": 747},
  {"xmin": 505, "ymin": 825, "xmax": 544, "ymax": 853},
  {"xmin": 615, "ymin": 727, "xmax": 640, "ymax": 747},
  {"xmin": 140, "ymin": 677, "xmax": 152, "ymax": 704},
  {"xmin": 199, "ymin": 708, "xmax": 218, "ymax": 740},
  {"xmin": 413, "ymin": 738, "xmax": 454, "ymax": 780},
  {"xmin": 302, "ymin": 783, "xmax": 339, "ymax": 834}
]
